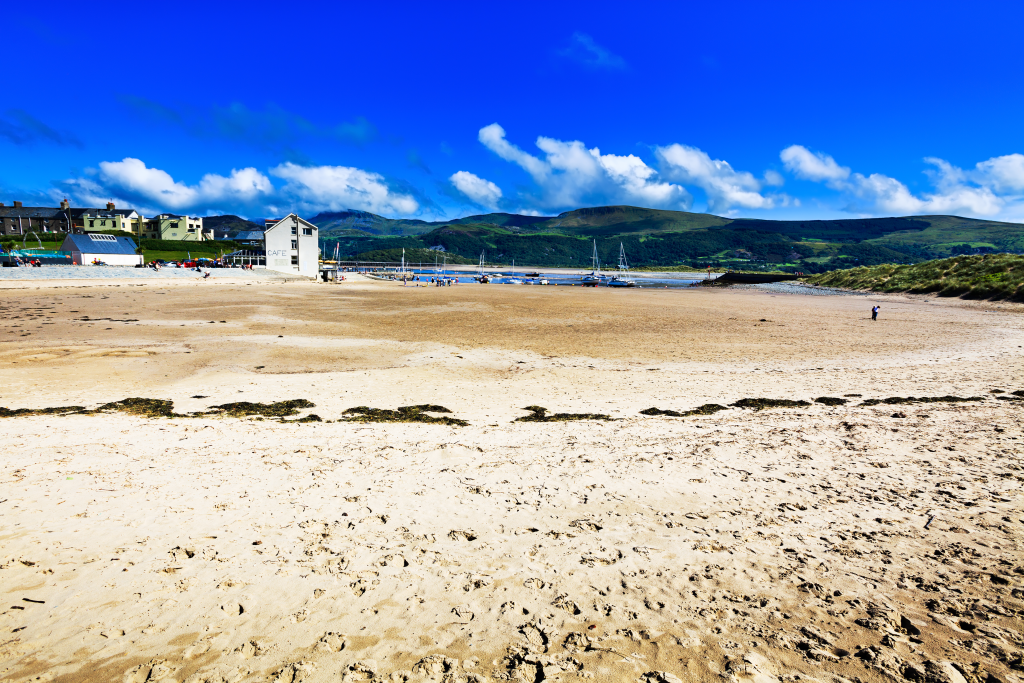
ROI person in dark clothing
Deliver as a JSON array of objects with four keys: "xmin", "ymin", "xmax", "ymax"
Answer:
[{"xmin": 871, "ymin": 305, "xmax": 879, "ymax": 321}]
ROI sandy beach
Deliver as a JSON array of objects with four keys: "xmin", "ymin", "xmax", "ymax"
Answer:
[{"xmin": 0, "ymin": 276, "xmax": 1021, "ymax": 683}]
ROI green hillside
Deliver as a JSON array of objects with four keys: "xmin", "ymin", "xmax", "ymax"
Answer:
[
  {"xmin": 534, "ymin": 205, "xmax": 730, "ymax": 236},
  {"xmin": 309, "ymin": 210, "xmax": 440, "ymax": 237},
  {"xmin": 806, "ymin": 254, "xmax": 1024, "ymax": 301},
  {"xmin": 203, "ymin": 214, "xmax": 264, "ymax": 237},
  {"xmin": 305, "ymin": 205, "xmax": 1022, "ymax": 270},
  {"xmin": 350, "ymin": 248, "xmax": 474, "ymax": 265}
]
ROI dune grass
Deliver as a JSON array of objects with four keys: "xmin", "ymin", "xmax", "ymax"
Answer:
[{"xmin": 806, "ymin": 253, "xmax": 1024, "ymax": 301}]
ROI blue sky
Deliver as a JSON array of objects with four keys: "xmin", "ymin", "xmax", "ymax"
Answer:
[{"xmin": 3, "ymin": 0, "xmax": 1023, "ymax": 222}]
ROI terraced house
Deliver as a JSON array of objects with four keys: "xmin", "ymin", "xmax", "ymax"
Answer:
[
  {"xmin": 76, "ymin": 202, "xmax": 141, "ymax": 232},
  {"xmin": 0, "ymin": 199, "xmax": 73, "ymax": 236},
  {"xmin": 141, "ymin": 214, "xmax": 209, "ymax": 241}
]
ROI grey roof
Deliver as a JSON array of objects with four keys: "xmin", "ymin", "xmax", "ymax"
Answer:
[
  {"xmin": 79, "ymin": 208, "xmax": 137, "ymax": 218},
  {"xmin": 61, "ymin": 234, "xmax": 139, "ymax": 255},
  {"xmin": 0, "ymin": 207, "xmax": 65, "ymax": 219},
  {"xmin": 234, "ymin": 230, "xmax": 265, "ymax": 241}
]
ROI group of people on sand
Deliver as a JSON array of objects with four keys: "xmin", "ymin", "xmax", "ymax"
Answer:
[{"xmin": 403, "ymin": 275, "xmax": 460, "ymax": 287}]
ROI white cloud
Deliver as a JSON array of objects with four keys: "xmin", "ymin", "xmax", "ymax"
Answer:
[
  {"xmin": 970, "ymin": 153, "xmax": 1024, "ymax": 194},
  {"xmin": 269, "ymin": 162, "xmax": 419, "ymax": 215},
  {"xmin": 762, "ymin": 170, "xmax": 785, "ymax": 187},
  {"xmin": 58, "ymin": 157, "xmax": 273, "ymax": 215},
  {"xmin": 782, "ymin": 146, "xmax": 1019, "ymax": 218},
  {"xmin": 449, "ymin": 170, "xmax": 502, "ymax": 209},
  {"xmin": 780, "ymin": 145, "xmax": 850, "ymax": 185},
  {"xmin": 478, "ymin": 123, "xmax": 690, "ymax": 210},
  {"xmin": 656, "ymin": 144, "xmax": 774, "ymax": 212},
  {"xmin": 59, "ymin": 157, "xmax": 421, "ymax": 217},
  {"xmin": 478, "ymin": 124, "xmax": 549, "ymax": 181}
]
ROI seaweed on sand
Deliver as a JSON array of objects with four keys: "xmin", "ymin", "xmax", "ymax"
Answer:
[
  {"xmin": 0, "ymin": 399, "xmax": 183, "ymax": 419},
  {"xmin": 516, "ymin": 406, "xmax": 615, "ymax": 422},
  {"xmin": 93, "ymin": 398, "xmax": 187, "ymax": 418},
  {"xmin": 686, "ymin": 404, "xmax": 729, "ymax": 416},
  {"xmin": 640, "ymin": 407, "xmax": 684, "ymax": 417},
  {"xmin": 0, "ymin": 397, "xmax": 320, "ymax": 421},
  {"xmin": 815, "ymin": 397, "xmax": 848, "ymax": 406},
  {"xmin": 640, "ymin": 404, "xmax": 729, "ymax": 417},
  {"xmin": 205, "ymin": 399, "xmax": 315, "ymax": 418},
  {"xmin": 341, "ymin": 405, "xmax": 468, "ymax": 426},
  {"xmin": 0, "ymin": 405, "xmax": 87, "ymax": 418},
  {"xmin": 859, "ymin": 396, "xmax": 986, "ymax": 407},
  {"xmin": 282, "ymin": 414, "xmax": 323, "ymax": 423},
  {"xmin": 730, "ymin": 398, "xmax": 811, "ymax": 411}
]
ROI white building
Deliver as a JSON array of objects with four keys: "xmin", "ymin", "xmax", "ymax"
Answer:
[
  {"xmin": 60, "ymin": 234, "xmax": 143, "ymax": 266},
  {"xmin": 264, "ymin": 214, "xmax": 318, "ymax": 278}
]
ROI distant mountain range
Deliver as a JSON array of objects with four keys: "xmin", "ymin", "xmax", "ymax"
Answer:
[
  {"xmin": 302, "ymin": 205, "xmax": 1024, "ymax": 272},
  {"xmin": 203, "ymin": 206, "xmax": 1024, "ymax": 271}
]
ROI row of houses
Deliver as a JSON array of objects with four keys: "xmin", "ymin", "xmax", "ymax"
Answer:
[
  {"xmin": 1, "ymin": 198, "xmax": 319, "ymax": 278},
  {"xmin": 14, "ymin": 213, "xmax": 318, "ymax": 278},
  {"xmin": 0, "ymin": 200, "xmax": 210, "ymax": 241}
]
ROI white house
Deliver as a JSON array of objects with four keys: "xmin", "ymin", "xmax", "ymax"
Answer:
[
  {"xmin": 264, "ymin": 214, "xmax": 318, "ymax": 278},
  {"xmin": 60, "ymin": 234, "xmax": 143, "ymax": 266}
]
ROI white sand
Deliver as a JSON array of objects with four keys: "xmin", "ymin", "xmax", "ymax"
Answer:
[{"xmin": 0, "ymin": 279, "xmax": 1021, "ymax": 683}]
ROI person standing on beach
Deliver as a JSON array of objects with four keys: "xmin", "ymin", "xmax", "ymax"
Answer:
[{"xmin": 871, "ymin": 305, "xmax": 879, "ymax": 321}]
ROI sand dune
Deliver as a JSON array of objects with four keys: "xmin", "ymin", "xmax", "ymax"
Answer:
[{"xmin": 0, "ymin": 278, "xmax": 1021, "ymax": 683}]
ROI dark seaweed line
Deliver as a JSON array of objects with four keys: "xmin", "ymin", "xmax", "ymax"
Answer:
[
  {"xmin": 640, "ymin": 393, "xmax": 1008, "ymax": 417},
  {"xmin": 341, "ymin": 405, "xmax": 469, "ymax": 426},
  {"xmin": 515, "ymin": 406, "xmax": 616, "ymax": 422},
  {"xmin": 0, "ymin": 398, "xmax": 319, "ymax": 422}
]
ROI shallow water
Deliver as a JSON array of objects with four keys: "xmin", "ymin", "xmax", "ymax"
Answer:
[{"xmin": 402, "ymin": 269, "xmax": 702, "ymax": 288}]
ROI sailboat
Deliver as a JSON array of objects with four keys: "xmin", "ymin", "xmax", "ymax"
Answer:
[
  {"xmin": 475, "ymin": 251, "xmax": 491, "ymax": 283},
  {"xmin": 607, "ymin": 243, "xmax": 637, "ymax": 288},
  {"xmin": 581, "ymin": 240, "xmax": 604, "ymax": 286},
  {"xmin": 504, "ymin": 259, "xmax": 524, "ymax": 285}
]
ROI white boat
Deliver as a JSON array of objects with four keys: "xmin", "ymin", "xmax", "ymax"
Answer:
[
  {"xmin": 503, "ymin": 259, "xmax": 524, "ymax": 284},
  {"xmin": 474, "ymin": 251, "xmax": 491, "ymax": 283},
  {"xmin": 581, "ymin": 240, "xmax": 604, "ymax": 286},
  {"xmin": 607, "ymin": 243, "xmax": 637, "ymax": 288}
]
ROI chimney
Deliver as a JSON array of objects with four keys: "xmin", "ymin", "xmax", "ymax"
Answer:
[
  {"xmin": 13, "ymin": 200, "xmax": 23, "ymax": 208},
  {"xmin": 106, "ymin": 202, "xmax": 115, "ymax": 211},
  {"xmin": 60, "ymin": 198, "xmax": 69, "ymax": 210}
]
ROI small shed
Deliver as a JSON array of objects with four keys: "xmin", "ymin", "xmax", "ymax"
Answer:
[{"xmin": 60, "ymin": 234, "xmax": 143, "ymax": 266}]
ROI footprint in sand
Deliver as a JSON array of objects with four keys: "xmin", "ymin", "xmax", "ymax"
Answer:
[
  {"xmin": 183, "ymin": 666, "xmax": 249, "ymax": 683},
  {"xmin": 233, "ymin": 639, "xmax": 268, "ymax": 659},
  {"xmin": 313, "ymin": 632, "xmax": 346, "ymax": 654},
  {"xmin": 267, "ymin": 661, "xmax": 315, "ymax": 683},
  {"xmin": 123, "ymin": 659, "xmax": 175, "ymax": 683}
]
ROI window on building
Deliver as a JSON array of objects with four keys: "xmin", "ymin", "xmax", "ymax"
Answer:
[
  {"xmin": 89, "ymin": 220, "xmax": 95, "ymax": 227},
  {"xmin": 291, "ymin": 256, "xmax": 298, "ymax": 265},
  {"xmin": 187, "ymin": 227, "xmax": 195, "ymax": 232},
  {"xmin": 303, "ymin": 228, "xmax": 312, "ymax": 235},
  {"xmin": 101, "ymin": 219, "xmax": 107, "ymax": 226},
  {"xmin": 291, "ymin": 226, "xmax": 297, "ymax": 235},
  {"xmin": 291, "ymin": 240, "xmax": 297, "ymax": 249},
  {"xmin": 170, "ymin": 222, "xmax": 179, "ymax": 229}
]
